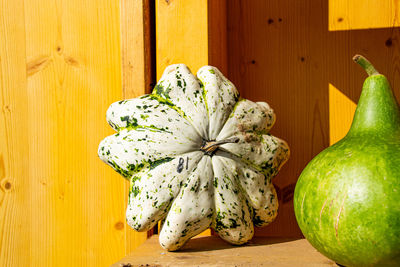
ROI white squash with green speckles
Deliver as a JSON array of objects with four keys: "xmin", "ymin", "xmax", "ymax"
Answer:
[{"xmin": 98, "ymin": 64, "xmax": 289, "ymax": 251}]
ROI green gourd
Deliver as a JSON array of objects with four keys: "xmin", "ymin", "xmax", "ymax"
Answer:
[{"xmin": 294, "ymin": 55, "xmax": 400, "ymax": 266}]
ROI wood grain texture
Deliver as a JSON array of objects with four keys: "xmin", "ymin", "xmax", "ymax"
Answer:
[
  {"xmin": 208, "ymin": 0, "xmax": 228, "ymax": 74},
  {"xmin": 0, "ymin": 0, "xmax": 30, "ymax": 266},
  {"xmin": 2, "ymin": 0, "xmax": 400, "ymax": 265},
  {"xmin": 227, "ymin": 0, "xmax": 400, "ymax": 237},
  {"xmin": 1, "ymin": 0, "xmax": 128, "ymax": 266},
  {"xmin": 122, "ymin": 0, "xmax": 154, "ymax": 98},
  {"xmin": 156, "ymin": 0, "xmax": 209, "ymax": 78},
  {"xmin": 156, "ymin": 0, "xmax": 227, "ymax": 75},
  {"xmin": 27, "ymin": 0, "xmax": 125, "ymax": 265},
  {"xmin": 112, "ymin": 235, "xmax": 336, "ymax": 266},
  {"xmin": 121, "ymin": 0, "xmax": 153, "ymax": 253},
  {"xmin": 329, "ymin": 0, "xmax": 400, "ymax": 31}
]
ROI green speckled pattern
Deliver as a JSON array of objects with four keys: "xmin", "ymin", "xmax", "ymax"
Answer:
[
  {"xmin": 98, "ymin": 64, "xmax": 290, "ymax": 251},
  {"xmin": 197, "ymin": 66, "xmax": 240, "ymax": 139},
  {"xmin": 294, "ymin": 73, "xmax": 400, "ymax": 266}
]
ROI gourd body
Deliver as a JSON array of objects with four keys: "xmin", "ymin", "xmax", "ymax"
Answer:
[
  {"xmin": 295, "ymin": 137, "xmax": 400, "ymax": 266},
  {"xmin": 98, "ymin": 64, "xmax": 290, "ymax": 251},
  {"xmin": 294, "ymin": 58, "xmax": 400, "ymax": 266}
]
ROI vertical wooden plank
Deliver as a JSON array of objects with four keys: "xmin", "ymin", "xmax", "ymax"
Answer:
[
  {"xmin": 329, "ymin": 0, "xmax": 400, "ymax": 31},
  {"xmin": 24, "ymin": 2, "xmax": 59, "ymax": 265},
  {"xmin": 22, "ymin": 0, "xmax": 125, "ymax": 266},
  {"xmin": 227, "ymin": 0, "xmax": 316, "ymax": 238},
  {"xmin": 156, "ymin": 0, "xmax": 227, "ymax": 73},
  {"xmin": 208, "ymin": 0, "xmax": 228, "ymax": 74},
  {"xmin": 156, "ymin": 0, "xmax": 209, "ymax": 78},
  {"xmin": 0, "ymin": 1, "xmax": 30, "ymax": 266},
  {"xmin": 121, "ymin": 0, "xmax": 154, "ymax": 98},
  {"xmin": 156, "ymin": 0, "xmax": 228, "ymax": 237},
  {"xmin": 120, "ymin": 0, "xmax": 153, "ymax": 253}
]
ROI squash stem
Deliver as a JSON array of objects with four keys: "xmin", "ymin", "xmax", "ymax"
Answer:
[
  {"xmin": 353, "ymin": 55, "xmax": 380, "ymax": 76},
  {"xmin": 201, "ymin": 137, "xmax": 240, "ymax": 155}
]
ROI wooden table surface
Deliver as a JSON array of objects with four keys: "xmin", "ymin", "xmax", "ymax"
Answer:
[{"xmin": 112, "ymin": 235, "xmax": 337, "ymax": 267}]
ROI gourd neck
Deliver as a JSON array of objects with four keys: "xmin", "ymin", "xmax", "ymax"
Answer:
[
  {"xmin": 200, "ymin": 137, "xmax": 239, "ymax": 156},
  {"xmin": 347, "ymin": 55, "xmax": 400, "ymax": 137}
]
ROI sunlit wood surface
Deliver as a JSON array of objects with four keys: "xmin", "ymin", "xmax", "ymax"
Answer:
[
  {"xmin": 329, "ymin": 84, "xmax": 357, "ymax": 145},
  {"xmin": 329, "ymin": 0, "xmax": 400, "ymax": 31},
  {"xmin": 156, "ymin": 0, "xmax": 209, "ymax": 78}
]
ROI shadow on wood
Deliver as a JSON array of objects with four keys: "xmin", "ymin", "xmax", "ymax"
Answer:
[
  {"xmin": 112, "ymin": 235, "xmax": 335, "ymax": 266},
  {"xmin": 177, "ymin": 236, "xmax": 300, "ymax": 252},
  {"xmin": 227, "ymin": 0, "xmax": 400, "ymax": 238}
]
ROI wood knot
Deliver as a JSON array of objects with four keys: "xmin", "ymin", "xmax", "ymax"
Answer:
[
  {"xmin": 27, "ymin": 56, "xmax": 51, "ymax": 76},
  {"xmin": 2, "ymin": 178, "xmax": 12, "ymax": 191},
  {"xmin": 56, "ymin": 45, "xmax": 63, "ymax": 55},
  {"xmin": 337, "ymin": 17, "xmax": 343, "ymax": 22},
  {"xmin": 64, "ymin": 56, "xmax": 80, "ymax": 67},
  {"xmin": 114, "ymin": 221, "xmax": 124, "ymax": 230},
  {"xmin": 385, "ymin": 38, "xmax": 393, "ymax": 47},
  {"xmin": 4, "ymin": 181, "xmax": 11, "ymax": 190},
  {"xmin": 3, "ymin": 104, "xmax": 11, "ymax": 113},
  {"xmin": 267, "ymin": 18, "xmax": 274, "ymax": 25}
]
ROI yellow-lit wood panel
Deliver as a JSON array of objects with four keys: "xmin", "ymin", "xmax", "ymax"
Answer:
[
  {"xmin": 0, "ymin": 0, "xmax": 30, "ymax": 266},
  {"xmin": 329, "ymin": 0, "xmax": 400, "ymax": 31},
  {"xmin": 25, "ymin": 0, "xmax": 124, "ymax": 265},
  {"xmin": 0, "ymin": 0, "xmax": 138, "ymax": 265},
  {"xmin": 329, "ymin": 84, "xmax": 357, "ymax": 145},
  {"xmin": 156, "ymin": 0, "xmax": 209, "ymax": 78}
]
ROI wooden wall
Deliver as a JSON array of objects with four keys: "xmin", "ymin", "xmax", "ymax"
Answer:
[
  {"xmin": 0, "ymin": 0, "xmax": 148, "ymax": 266},
  {"xmin": 227, "ymin": 0, "xmax": 400, "ymax": 237},
  {"xmin": 0, "ymin": 0, "xmax": 399, "ymax": 265}
]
